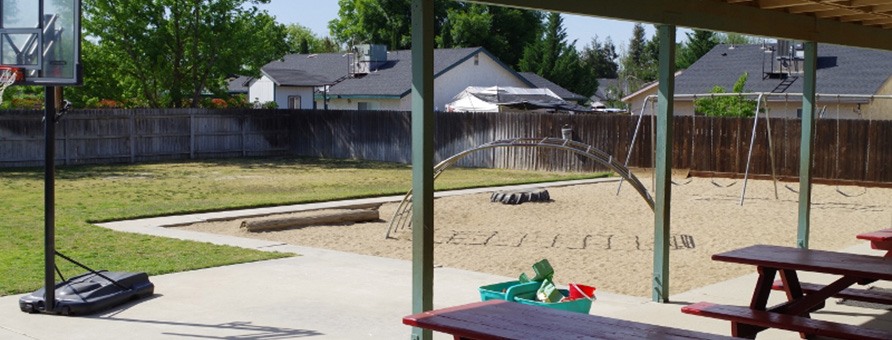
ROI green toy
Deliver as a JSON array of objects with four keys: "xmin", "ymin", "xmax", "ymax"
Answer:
[
  {"xmin": 536, "ymin": 279, "xmax": 563, "ymax": 303},
  {"xmin": 531, "ymin": 259, "xmax": 554, "ymax": 281}
]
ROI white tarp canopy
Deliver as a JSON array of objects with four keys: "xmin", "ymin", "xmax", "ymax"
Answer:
[{"xmin": 445, "ymin": 86, "xmax": 590, "ymax": 113}]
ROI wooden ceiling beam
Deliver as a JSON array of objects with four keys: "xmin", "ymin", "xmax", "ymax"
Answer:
[
  {"xmin": 862, "ymin": 16, "xmax": 892, "ymax": 24},
  {"xmin": 470, "ymin": 0, "xmax": 892, "ymax": 51},
  {"xmin": 759, "ymin": 0, "xmax": 812, "ymax": 9},
  {"xmin": 872, "ymin": 4, "xmax": 892, "ymax": 12},
  {"xmin": 839, "ymin": 13, "xmax": 886, "ymax": 21},
  {"xmin": 850, "ymin": 0, "xmax": 892, "ymax": 7},
  {"xmin": 814, "ymin": 8, "xmax": 860, "ymax": 17},
  {"xmin": 787, "ymin": 4, "xmax": 837, "ymax": 13}
]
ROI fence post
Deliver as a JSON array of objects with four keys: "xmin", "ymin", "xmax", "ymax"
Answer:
[
  {"xmin": 242, "ymin": 113, "xmax": 247, "ymax": 157},
  {"xmin": 189, "ymin": 110, "xmax": 195, "ymax": 159},
  {"xmin": 130, "ymin": 111, "xmax": 136, "ymax": 163},
  {"xmin": 61, "ymin": 112, "xmax": 69, "ymax": 165}
]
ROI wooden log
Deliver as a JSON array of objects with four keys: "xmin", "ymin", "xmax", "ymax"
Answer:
[{"xmin": 240, "ymin": 209, "xmax": 380, "ymax": 232}]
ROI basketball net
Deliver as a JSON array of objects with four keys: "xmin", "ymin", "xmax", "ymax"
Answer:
[{"xmin": 0, "ymin": 67, "xmax": 20, "ymax": 107}]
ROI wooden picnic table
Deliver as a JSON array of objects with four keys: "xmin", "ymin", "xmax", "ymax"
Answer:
[
  {"xmin": 682, "ymin": 244, "xmax": 892, "ymax": 339},
  {"xmin": 857, "ymin": 228, "xmax": 892, "ymax": 258},
  {"xmin": 404, "ymin": 299, "xmax": 733, "ymax": 340}
]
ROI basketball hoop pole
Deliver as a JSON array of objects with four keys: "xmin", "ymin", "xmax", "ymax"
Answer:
[{"xmin": 43, "ymin": 86, "xmax": 61, "ymax": 313}]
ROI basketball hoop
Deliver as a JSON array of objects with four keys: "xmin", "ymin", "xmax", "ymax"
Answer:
[{"xmin": 0, "ymin": 66, "xmax": 23, "ymax": 106}]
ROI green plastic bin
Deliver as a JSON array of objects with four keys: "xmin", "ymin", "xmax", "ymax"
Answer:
[
  {"xmin": 514, "ymin": 289, "xmax": 593, "ymax": 314},
  {"xmin": 478, "ymin": 280, "xmax": 540, "ymax": 301}
]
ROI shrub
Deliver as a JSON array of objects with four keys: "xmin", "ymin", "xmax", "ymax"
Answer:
[
  {"xmin": 98, "ymin": 99, "xmax": 123, "ymax": 108},
  {"xmin": 209, "ymin": 98, "xmax": 228, "ymax": 108},
  {"xmin": 227, "ymin": 95, "xmax": 249, "ymax": 108},
  {"xmin": 694, "ymin": 72, "xmax": 758, "ymax": 117}
]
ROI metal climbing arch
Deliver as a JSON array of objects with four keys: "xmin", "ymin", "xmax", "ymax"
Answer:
[{"xmin": 384, "ymin": 137, "xmax": 655, "ymax": 239}]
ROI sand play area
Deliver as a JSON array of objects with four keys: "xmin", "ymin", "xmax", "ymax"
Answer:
[{"xmin": 176, "ymin": 174, "xmax": 892, "ymax": 297}]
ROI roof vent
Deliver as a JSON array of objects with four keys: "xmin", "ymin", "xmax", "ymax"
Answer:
[
  {"xmin": 763, "ymin": 40, "xmax": 804, "ymax": 79},
  {"xmin": 350, "ymin": 44, "xmax": 387, "ymax": 76}
]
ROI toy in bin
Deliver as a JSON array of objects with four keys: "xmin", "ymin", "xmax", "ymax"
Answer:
[
  {"xmin": 519, "ymin": 259, "xmax": 554, "ymax": 282},
  {"xmin": 478, "ymin": 280, "xmax": 539, "ymax": 301},
  {"xmin": 515, "ymin": 279, "xmax": 595, "ymax": 314},
  {"xmin": 478, "ymin": 259, "xmax": 596, "ymax": 314},
  {"xmin": 568, "ymin": 283, "xmax": 597, "ymax": 301}
]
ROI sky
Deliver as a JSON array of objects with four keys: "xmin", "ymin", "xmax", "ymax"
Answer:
[{"xmin": 254, "ymin": 1, "xmax": 678, "ymax": 52}]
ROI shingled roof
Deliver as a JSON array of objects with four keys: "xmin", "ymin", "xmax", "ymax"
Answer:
[
  {"xmin": 226, "ymin": 75, "xmax": 254, "ymax": 94},
  {"xmin": 517, "ymin": 72, "xmax": 587, "ymax": 102},
  {"xmin": 261, "ymin": 47, "xmax": 539, "ymax": 98},
  {"xmin": 261, "ymin": 53, "xmax": 349, "ymax": 87},
  {"xmin": 676, "ymin": 43, "xmax": 892, "ymax": 97}
]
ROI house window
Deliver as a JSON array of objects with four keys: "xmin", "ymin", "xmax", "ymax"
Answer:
[
  {"xmin": 288, "ymin": 96, "xmax": 301, "ymax": 109},
  {"xmin": 474, "ymin": 53, "xmax": 479, "ymax": 66},
  {"xmin": 357, "ymin": 101, "xmax": 379, "ymax": 110}
]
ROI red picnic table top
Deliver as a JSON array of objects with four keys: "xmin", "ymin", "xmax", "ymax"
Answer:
[
  {"xmin": 404, "ymin": 299, "xmax": 732, "ymax": 340},
  {"xmin": 857, "ymin": 228, "xmax": 892, "ymax": 257}
]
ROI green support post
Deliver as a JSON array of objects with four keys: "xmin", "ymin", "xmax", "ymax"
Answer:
[
  {"xmin": 797, "ymin": 42, "xmax": 817, "ymax": 249},
  {"xmin": 410, "ymin": 0, "xmax": 434, "ymax": 339},
  {"xmin": 653, "ymin": 24, "xmax": 675, "ymax": 303}
]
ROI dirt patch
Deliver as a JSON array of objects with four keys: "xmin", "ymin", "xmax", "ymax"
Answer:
[{"xmin": 174, "ymin": 176, "xmax": 892, "ymax": 297}]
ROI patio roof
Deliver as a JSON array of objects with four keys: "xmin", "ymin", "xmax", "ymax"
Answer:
[
  {"xmin": 470, "ymin": 0, "xmax": 892, "ymax": 51},
  {"xmin": 409, "ymin": 2, "xmax": 892, "ymax": 338}
]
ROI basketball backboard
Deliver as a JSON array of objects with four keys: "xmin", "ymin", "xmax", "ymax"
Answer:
[{"xmin": 1, "ymin": 0, "xmax": 81, "ymax": 86}]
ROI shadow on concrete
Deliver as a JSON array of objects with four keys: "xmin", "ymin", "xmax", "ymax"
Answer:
[{"xmin": 82, "ymin": 295, "xmax": 323, "ymax": 339}]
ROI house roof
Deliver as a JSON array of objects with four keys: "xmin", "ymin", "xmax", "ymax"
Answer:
[
  {"xmin": 675, "ymin": 43, "xmax": 892, "ymax": 98},
  {"xmin": 262, "ymin": 47, "xmax": 541, "ymax": 98},
  {"xmin": 517, "ymin": 72, "xmax": 586, "ymax": 102},
  {"xmin": 591, "ymin": 78, "xmax": 619, "ymax": 101},
  {"xmin": 226, "ymin": 76, "xmax": 254, "ymax": 94},
  {"xmin": 330, "ymin": 47, "xmax": 511, "ymax": 97},
  {"xmin": 261, "ymin": 53, "xmax": 350, "ymax": 87}
]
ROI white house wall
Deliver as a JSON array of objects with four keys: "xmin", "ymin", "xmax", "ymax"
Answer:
[
  {"xmin": 432, "ymin": 52, "xmax": 528, "ymax": 111},
  {"xmin": 325, "ymin": 98, "xmax": 402, "ymax": 111},
  {"xmin": 865, "ymin": 77, "xmax": 892, "ymax": 120},
  {"xmin": 625, "ymin": 96, "xmax": 868, "ymax": 120},
  {"xmin": 312, "ymin": 52, "xmax": 527, "ymax": 112},
  {"xmin": 625, "ymin": 86, "xmax": 659, "ymax": 116},
  {"xmin": 248, "ymin": 75, "xmax": 276, "ymax": 104},
  {"xmin": 274, "ymin": 87, "xmax": 315, "ymax": 109}
]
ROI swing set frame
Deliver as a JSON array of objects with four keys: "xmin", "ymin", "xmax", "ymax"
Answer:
[{"xmin": 619, "ymin": 92, "xmax": 892, "ymax": 204}]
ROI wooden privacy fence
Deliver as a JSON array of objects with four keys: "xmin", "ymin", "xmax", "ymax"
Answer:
[
  {"xmin": 1, "ymin": 109, "xmax": 890, "ymax": 183},
  {"xmin": 0, "ymin": 109, "xmax": 291, "ymax": 167},
  {"xmin": 291, "ymin": 110, "xmax": 892, "ymax": 184}
]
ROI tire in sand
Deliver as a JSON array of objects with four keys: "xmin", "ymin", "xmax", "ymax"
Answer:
[{"xmin": 490, "ymin": 189, "xmax": 550, "ymax": 205}]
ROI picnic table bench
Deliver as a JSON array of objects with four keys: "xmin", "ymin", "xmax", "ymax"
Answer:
[
  {"xmin": 404, "ymin": 299, "xmax": 733, "ymax": 339},
  {"xmin": 770, "ymin": 228, "xmax": 892, "ymax": 305},
  {"xmin": 681, "ymin": 244, "xmax": 892, "ymax": 339}
]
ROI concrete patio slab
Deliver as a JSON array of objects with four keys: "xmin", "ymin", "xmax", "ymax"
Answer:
[{"xmin": 3, "ymin": 179, "xmax": 889, "ymax": 339}]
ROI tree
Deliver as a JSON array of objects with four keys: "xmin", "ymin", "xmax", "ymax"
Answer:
[
  {"xmin": 65, "ymin": 40, "xmax": 127, "ymax": 108},
  {"xmin": 620, "ymin": 23, "xmax": 657, "ymax": 92},
  {"xmin": 518, "ymin": 13, "xmax": 593, "ymax": 98},
  {"xmin": 438, "ymin": 4, "xmax": 542, "ymax": 67},
  {"xmin": 580, "ymin": 36, "xmax": 619, "ymax": 79},
  {"xmin": 330, "ymin": 1, "xmax": 540, "ymax": 67},
  {"xmin": 694, "ymin": 72, "xmax": 758, "ymax": 117},
  {"xmin": 285, "ymin": 24, "xmax": 340, "ymax": 54},
  {"xmin": 718, "ymin": 32, "xmax": 758, "ymax": 45},
  {"xmin": 328, "ymin": 0, "xmax": 456, "ymax": 50},
  {"xmin": 83, "ymin": 0, "xmax": 289, "ymax": 108},
  {"xmin": 677, "ymin": 30, "xmax": 719, "ymax": 69}
]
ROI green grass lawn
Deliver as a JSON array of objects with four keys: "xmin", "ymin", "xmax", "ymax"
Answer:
[{"xmin": 0, "ymin": 157, "xmax": 608, "ymax": 296}]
